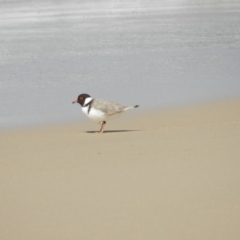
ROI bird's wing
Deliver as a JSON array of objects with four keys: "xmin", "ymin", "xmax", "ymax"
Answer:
[{"xmin": 93, "ymin": 99, "xmax": 126, "ymax": 116}]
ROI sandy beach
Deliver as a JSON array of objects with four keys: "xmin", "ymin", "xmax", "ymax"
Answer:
[
  {"xmin": 1, "ymin": 1, "xmax": 240, "ymax": 239},
  {"xmin": 1, "ymin": 98, "xmax": 240, "ymax": 240}
]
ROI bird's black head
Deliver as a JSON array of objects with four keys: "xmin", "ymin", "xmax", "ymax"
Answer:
[{"xmin": 72, "ymin": 93, "xmax": 91, "ymax": 107}]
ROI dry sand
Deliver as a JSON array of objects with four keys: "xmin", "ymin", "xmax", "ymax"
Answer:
[{"xmin": 1, "ymin": 99, "xmax": 240, "ymax": 240}]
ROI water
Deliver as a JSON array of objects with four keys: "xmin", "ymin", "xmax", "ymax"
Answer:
[{"xmin": 1, "ymin": 0, "xmax": 240, "ymax": 129}]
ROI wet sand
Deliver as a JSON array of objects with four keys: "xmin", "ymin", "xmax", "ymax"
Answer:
[
  {"xmin": 1, "ymin": 98, "xmax": 240, "ymax": 240},
  {"xmin": 1, "ymin": 0, "xmax": 240, "ymax": 129}
]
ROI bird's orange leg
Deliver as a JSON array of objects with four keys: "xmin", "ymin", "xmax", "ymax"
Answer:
[{"xmin": 96, "ymin": 121, "xmax": 106, "ymax": 134}]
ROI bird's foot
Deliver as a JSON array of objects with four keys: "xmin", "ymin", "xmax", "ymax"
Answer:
[{"xmin": 95, "ymin": 131, "xmax": 104, "ymax": 134}]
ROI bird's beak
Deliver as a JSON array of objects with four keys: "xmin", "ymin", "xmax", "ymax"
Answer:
[{"xmin": 72, "ymin": 99, "xmax": 78, "ymax": 104}]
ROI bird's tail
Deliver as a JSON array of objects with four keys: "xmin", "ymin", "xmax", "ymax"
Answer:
[{"xmin": 124, "ymin": 105, "xmax": 139, "ymax": 111}]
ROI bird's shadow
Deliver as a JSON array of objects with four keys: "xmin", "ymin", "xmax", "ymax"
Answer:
[{"xmin": 86, "ymin": 129, "xmax": 141, "ymax": 134}]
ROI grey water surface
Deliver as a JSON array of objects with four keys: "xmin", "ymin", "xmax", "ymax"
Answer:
[{"xmin": 0, "ymin": 0, "xmax": 240, "ymax": 129}]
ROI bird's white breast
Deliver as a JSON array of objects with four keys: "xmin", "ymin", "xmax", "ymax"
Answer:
[{"xmin": 82, "ymin": 106, "xmax": 106, "ymax": 123}]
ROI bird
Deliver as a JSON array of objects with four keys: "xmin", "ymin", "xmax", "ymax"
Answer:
[{"xmin": 72, "ymin": 93, "xmax": 139, "ymax": 134}]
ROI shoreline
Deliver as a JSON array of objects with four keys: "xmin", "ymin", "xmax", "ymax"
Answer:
[
  {"xmin": 1, "ymin": 98, "xmax": 240, "ymax": 240},
  {"xmin": 1, "ymin": 96, "xmax": 239, "ymax": 133}
]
